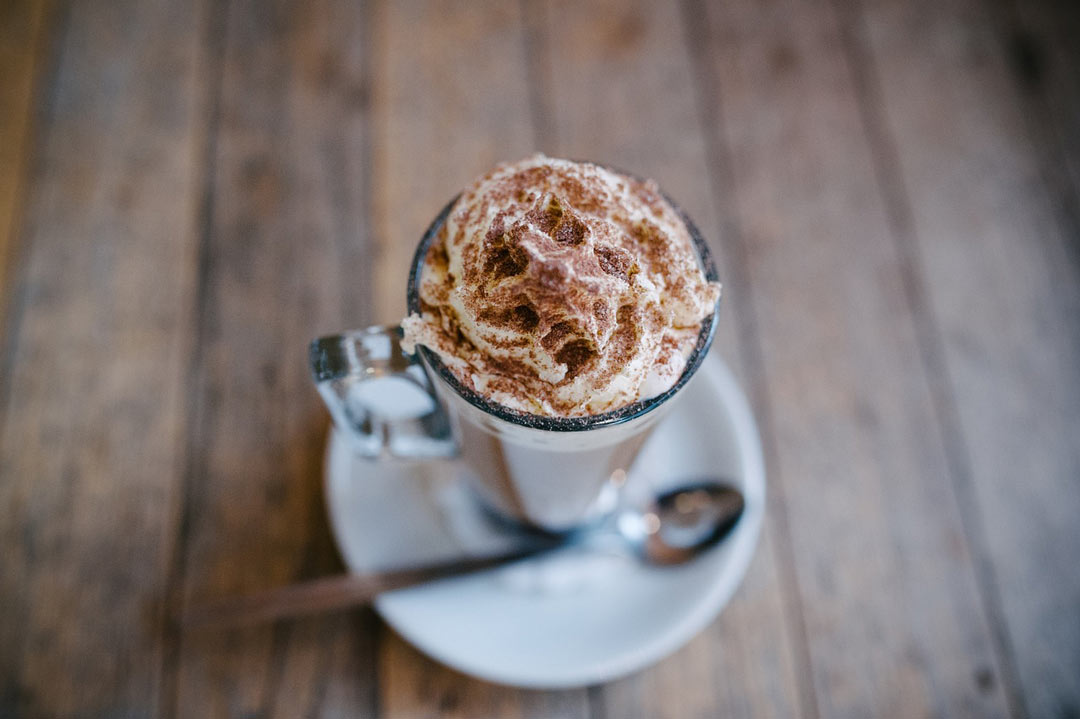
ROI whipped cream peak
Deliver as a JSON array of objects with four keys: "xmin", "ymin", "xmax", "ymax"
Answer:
[{"xmin": 402, "ymin": 155, "xmax": 720, "ymax": 417}]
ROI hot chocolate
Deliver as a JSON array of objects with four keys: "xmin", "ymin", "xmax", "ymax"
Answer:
[{"xmin": 402, "ymin": 155, "xmax": 720, "ymax": 418}]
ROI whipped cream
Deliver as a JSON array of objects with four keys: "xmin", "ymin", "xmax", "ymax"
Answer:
[{"xmin": 402, "ymin": 155, "xmax": 720, "ymax": 417}]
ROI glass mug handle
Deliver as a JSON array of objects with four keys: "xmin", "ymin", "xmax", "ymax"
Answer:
[{"xmin": 309, "ymin": 326, "xmax": 458, "ymax": 459}]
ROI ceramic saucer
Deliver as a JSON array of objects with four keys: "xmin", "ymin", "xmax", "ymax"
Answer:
[{"xmin": 324, "ymin": 350, "xmax": 765, "ymax": 689}]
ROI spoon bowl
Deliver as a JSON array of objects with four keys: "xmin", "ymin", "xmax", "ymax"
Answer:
[{"xmin": 635, "ymin": 483, "xmax": 746, "ymax": 565}]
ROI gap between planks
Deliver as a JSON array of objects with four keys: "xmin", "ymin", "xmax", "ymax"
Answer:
[{"xmin": 157, "ymin": 0, "xmax": 232, "ymax": 713}]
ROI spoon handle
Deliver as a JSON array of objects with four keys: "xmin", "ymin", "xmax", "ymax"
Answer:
[{"xmin": 179, "ymin": 548, "xmax": 544, "ymax": 629}]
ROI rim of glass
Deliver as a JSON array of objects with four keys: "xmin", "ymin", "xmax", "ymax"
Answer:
[{"xmin": 406, "ymin": 164, "xmax": 720, "ymax": 432}]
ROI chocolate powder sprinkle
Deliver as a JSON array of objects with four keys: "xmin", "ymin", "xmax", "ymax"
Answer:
[{"xmin": 401, "ymin": 154, "xmax": 721, "ymax": 418}]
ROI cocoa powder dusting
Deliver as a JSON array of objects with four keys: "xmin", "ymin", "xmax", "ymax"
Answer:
[
  {"xmin": 402, "ymin": 155, "xmax": 721, "ymax": 417},
  {"xmin": 540, "ymin": 321, "xmax": 574, "ymax": 351}
]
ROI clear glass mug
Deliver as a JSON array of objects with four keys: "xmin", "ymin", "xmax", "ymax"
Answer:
[{"xmin": 310, "ymin": 194, "xmax": 720, "ymax": 534}]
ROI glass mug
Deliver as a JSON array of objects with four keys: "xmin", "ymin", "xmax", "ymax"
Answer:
[{"xmin": 310, "ymin": 193, "xmax": 720, "ymax": 534}]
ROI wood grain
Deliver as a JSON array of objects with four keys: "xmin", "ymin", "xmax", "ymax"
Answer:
[
  {"xmin": 366, "ymin": 1, "xmax": 590, "ymax": 714},
  {"xmin": 0, "ymin": 0, "xmax": 208, "ymax": 714},
  {"xmin": 841, "ymin": 0, "xmax": 1080, "ymax": 714},
  {"xmin": 169, "ymin": 0, "xmax": 376, "ymax": 715},
  {"xmin": 535, "ymin": 0, "xmax": 805, "ymax": 716},
  {"xmin": 0, "ymin": 0, "xmax": 53, "ymax": 326},
  {"xmin": 696, "ymin": 0, "xmax": 1019, "ymax": 714}
]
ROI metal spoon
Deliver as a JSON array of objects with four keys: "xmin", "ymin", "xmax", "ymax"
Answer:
[
  {"xmin": 616, "ymin": 482, "xmax": 746, "ymax": 565},
  {"xmin": 181, "ymin": 482, "xmax": 745, "ymax": 629}
]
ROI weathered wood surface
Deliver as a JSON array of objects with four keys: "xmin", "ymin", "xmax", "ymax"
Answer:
[
  {"xmin": 1, "ymin": 0, "xmax": 1078, "ymax": 716},
  {"xmin": 696, "ymin": 0, "xmax": 1014, "ymax": 715},
  {"xmin": 0, "ymin": 0, "xmax": 207, "ymax": 714},
  {"xmin": 843, "ymin": 0, "xmax": 1080, "ymax": 714}
]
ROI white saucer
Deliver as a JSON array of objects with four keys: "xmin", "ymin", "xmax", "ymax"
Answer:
[{"xmin": 324, "ymin": 351, "xmax": 765, "ymax": 689}]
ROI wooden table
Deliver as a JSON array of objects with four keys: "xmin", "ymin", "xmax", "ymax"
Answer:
[{"xmin": 2, "ymin": 0, "xmax": 1078, "ymax": 716}]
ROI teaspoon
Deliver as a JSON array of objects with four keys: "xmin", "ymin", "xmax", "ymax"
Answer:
[{"xmin": 181, "ymin": 482, "xmax": 745, "ymax": 629}]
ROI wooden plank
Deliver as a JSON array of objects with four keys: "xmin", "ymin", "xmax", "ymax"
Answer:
[
  {"xmin": 534, "ymin": 0, "xmax": 806, "ymax": 716},
  {"xmin": 0, "ymin": 0, "xmax": 54, "ymax": 325},
  {"xmin": 696, "ymin": 0, "xmax": 1018, "ymax": 715},
  {"xmin": 367, "ymin": 0, "xmax": 589, "ymax": 715},
  {"xmin": 170, "ymin": 0, "xmax": 378, "ymax": 715},
  {"xmin": 840, "ymin": 0, "xmax": 1080, "ymax": 714},
  {"xmin": 0, "ymin": 0, "xmax": 208, "ymax": 714}
]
